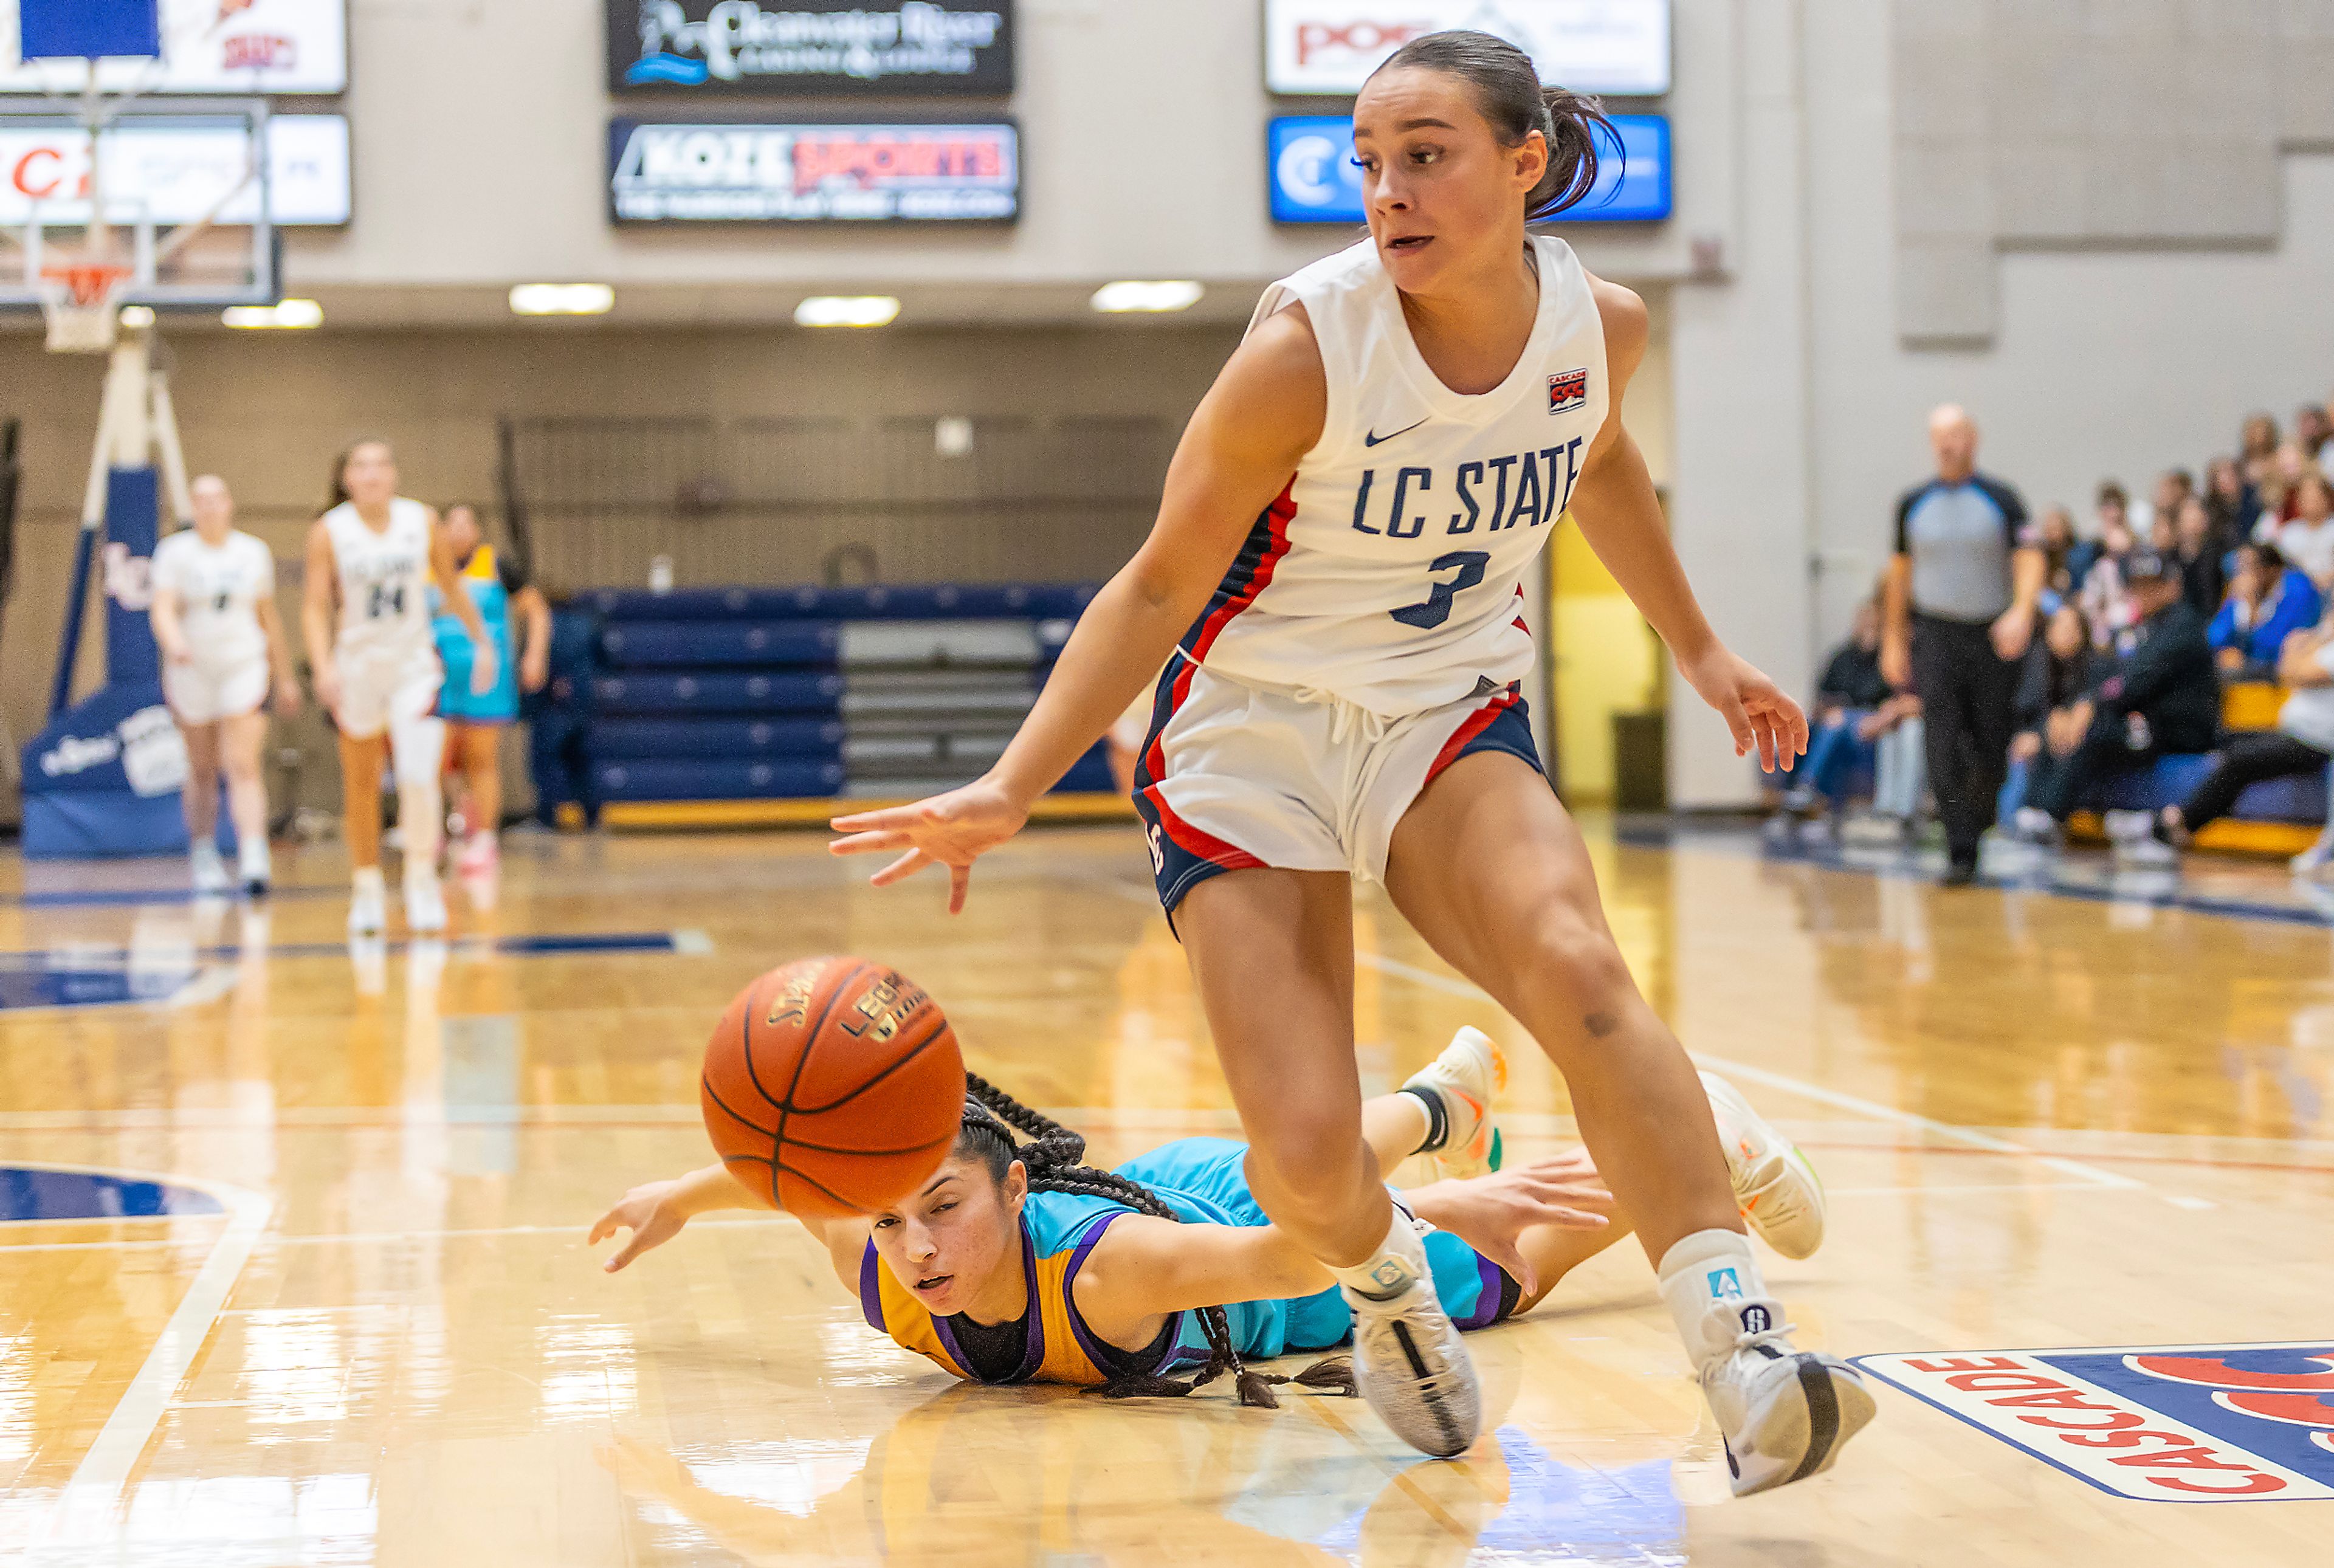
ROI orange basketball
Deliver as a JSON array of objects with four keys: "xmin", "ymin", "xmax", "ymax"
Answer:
[{"xmin": 700, "ymin": 956, "xmax": 966, "ymax": 1220}]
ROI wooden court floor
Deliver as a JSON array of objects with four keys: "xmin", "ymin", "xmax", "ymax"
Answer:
[{"xmin": 1, "ymin": 821, "xmax": 2329, "ymax": 1566}]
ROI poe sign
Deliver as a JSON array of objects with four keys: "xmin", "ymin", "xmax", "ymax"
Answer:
[
  {"xmin": 1856, "ymin": 1343, "xmax": 2334, "ymax": 1502},
  {"xmin": 1265, "ymin": 0, "xmax": 1670, "ymax": 97},
  {"xmin": 1269, "ymin": 112, "xmax": 1668, "ymax": 224}
]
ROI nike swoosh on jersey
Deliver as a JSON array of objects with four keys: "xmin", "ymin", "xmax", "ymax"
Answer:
[{"xmin": 1363, "ymin": 419, "xmax": 1428, "ymax": 447}]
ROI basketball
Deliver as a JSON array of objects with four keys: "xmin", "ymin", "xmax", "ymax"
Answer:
[{"xmin": 699, "ymin": 956, "xmax": 966, "ymax": 1219}]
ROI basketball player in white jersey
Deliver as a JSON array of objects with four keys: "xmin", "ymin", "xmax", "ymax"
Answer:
[
  {"xmin": 838, "ymin": 33, "xmax": 1869, "ymax": 1487},
  {"xmin": 150, "ymin": 475, "xmax": 300, "ymax": 896},
  {"xmin": 301, "ymin": 439, "xmax": 494, "ymax": 935}
]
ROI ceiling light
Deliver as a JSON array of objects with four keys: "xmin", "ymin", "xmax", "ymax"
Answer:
[
  {"xmin": 1091, "ymin": 280, "xmax": 1203, "ymax": 314},
  {"xmin": 118, "ymin": 305, "xmax": 155, "ymax": 329},
  {"xmin": 510, "ymin": 283, "xmax": 615, "ymax": 317},
  {"xmin": 222, "ymin": 298, "xmax": 323, "ymax": 330},
  {"xmin": 795, "ymin": 295, "xmax": 900, "ymax": 329}
]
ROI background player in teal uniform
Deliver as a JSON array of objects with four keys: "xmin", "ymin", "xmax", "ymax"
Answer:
[
  {"xmin": 591, "ymin": 1031, "xmax": 1825, "ymax": 1406},
  {"xmin": 432, "ymin": 504, "xmax": 550, "ymax": 873}
]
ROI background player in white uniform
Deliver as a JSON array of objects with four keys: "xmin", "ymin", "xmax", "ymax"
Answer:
[
  {"xmin": 301, "ymin": 439, "xmax": 494, "ymax": 935},
  {"xmin": 838, "ymin": 33, "xmax": 1868, "ymax": 1488},
  {"xmin": 148, "ymin": 475, "xmax": 300, "ymax": 896}
]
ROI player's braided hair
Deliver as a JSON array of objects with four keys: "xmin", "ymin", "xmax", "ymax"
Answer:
[{"xmin": 960, "ymin": 1073, "xmax": 1355, "ymax": 1409}]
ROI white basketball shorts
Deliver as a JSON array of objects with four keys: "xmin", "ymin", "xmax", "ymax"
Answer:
[
  {"xmin": 1129, "ymin": 655, "xmax": 1542, "ymax": 923},
  {"xmin": 334, "ymin": 648, "xmax": 442, "ymax": 740},
  {"xmin": 162, "ymin": 656, "xmax": 270, "ymax": 726}
]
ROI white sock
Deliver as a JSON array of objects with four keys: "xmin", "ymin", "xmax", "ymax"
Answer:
[
  {"xmin": 238, "ymin": 837, "xmax": 270, "ymax": 881},
  {"xmin": 1327, "ymin": 1206, "xmax": 1432, "ymax": 1302},
  {"xmin": 1658, "ymin": 1228, "xmax": 1774, "ymax": 1372},
  {"xmin": 353, "ymin": 866, "xmax": 385, "ymax": 899},
  {"xmin": 191, "ymin": 839, "xmax": 222, "ymax": 870}
]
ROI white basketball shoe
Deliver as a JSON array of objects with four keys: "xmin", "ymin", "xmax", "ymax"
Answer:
[
  {"xmin": 1402, "ymin": 1026, "xmax": 1507, "ymax": 1180},
  {"xmin": 348, "ymin": 870, "xmax": 387, "ymax": 937},
  {"xmin": 1343, "ymin": 1251, "xmax": 1483, "ymax": 1459},
  {"xmin": 403, "ymin": 868, "xmax": 447, "ymax": 934},
  {"xmin": 1701, "ymin": 1071, "xmax": 1826, "ymax": 1261},
  {"xmin": 1690, "ymin": 1294, "xmax": 1876, "ymax": 1495}
]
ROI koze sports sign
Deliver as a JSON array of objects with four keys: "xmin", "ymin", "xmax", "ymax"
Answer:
[
  {"xmin": 1856, "ymin": 1344, "xmax": 2334, "ymax": 1501},
  {"xmin": 1269, "ymin": 112, "xmax": 1669, "ymax": 224},
  {"xmin": 1265, "ymin": 0, "xmax": 1670, "ymax": 97},
  {"xmin": 0, "ymin": 115, "xmax": 352, "ymax": 227},
  {"xmin": 1, "ymin": 0, "xmax": 349, "ymax": 95},
  {"xmin": 608, "ymin": 1, "xmax": 1012, "ymax": 95},
  {"xmin": 608, "ymin": 120, "xmax": 1017, "ymax": 222}
]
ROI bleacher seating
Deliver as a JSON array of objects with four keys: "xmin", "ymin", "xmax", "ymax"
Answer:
[
  {"xmin": 564, "ymin": 583, "xmax": 1109, "ymax": 820},
  {"xmin": 2067, "ymin": 682, "xmax": 2329, "ymax": 853}
]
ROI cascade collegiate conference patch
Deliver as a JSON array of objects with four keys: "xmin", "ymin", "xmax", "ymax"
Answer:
[
  {"xmin": 1547, "ymin": 370, "xmax": 1588, "ymax": 415},
  {"xmin": 1854, "ymin": 1343, "xmax": 2334, "ymax": 1502}
]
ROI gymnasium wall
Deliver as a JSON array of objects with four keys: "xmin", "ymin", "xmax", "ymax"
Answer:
[
  {"xmin": 0, "ymin": 324, "xmax": 1242, "ymax": 824},
  {"xmin": 1664, "ymin": 0, "xmax": 2334, "ymax": 806}
]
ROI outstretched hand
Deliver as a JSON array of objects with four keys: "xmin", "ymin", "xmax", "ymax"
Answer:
[
  {"xmin": 590, "ymin": 1180, "xmax": 687, "ymax": 1273},
  {"xmin": 830, "ymin": 776, "xmax": 1032, "ymax": 915},
  {"xmin": 1416, "ymin": 1152, "xmax": 1614, "ymax": 1301},
  {"xmin": 1678, "ymin": 645, "xmax": 1809, "ymax": 774}
]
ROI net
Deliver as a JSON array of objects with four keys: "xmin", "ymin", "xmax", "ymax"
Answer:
[{"xmin": 38, "ymin": 261, "xmax": 134, "ymax": 353}]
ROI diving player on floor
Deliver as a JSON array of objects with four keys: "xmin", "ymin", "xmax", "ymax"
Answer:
[
  {"xmin": 593, "ymin": 1033, "xmax": 1828, "ymax": 1405},
  {"xmin": 831, "ymin": 31, "xmax": 1870, "ymax": 1488}
]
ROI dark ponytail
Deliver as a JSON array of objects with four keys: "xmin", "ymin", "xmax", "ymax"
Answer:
[
  {"xmin": 1374, "ymin": 30, "xmax": 1613, "ymax": 220},
  {"xmin": 956, "ymin": 1074, "xmax": 1356, "ymax": 1410}
]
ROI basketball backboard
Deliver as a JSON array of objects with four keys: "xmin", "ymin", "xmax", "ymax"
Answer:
[{"xmin": 0, "ymin": 97, "xmax": 278, "ymax": 332}]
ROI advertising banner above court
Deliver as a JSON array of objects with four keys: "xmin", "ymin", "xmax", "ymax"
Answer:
[
  {"xmin": 1, "ymin": 0, "xmax": 348, "ymax": 95},
  {"xmin": 607, "ymin": 1, "xmax": 1013, "ymax": 96},
  {"xmin": 0, "ymin": 113, "xmax": 351, "ymax": 226},
  {"xmin": 1269, "ymin": 112, "xmax": 1668, "ymax": 224},
  {"xmin": 1265, "ymin": 0, "xmax": 1670, "ymax": 97},
  {"xmin": 608, "ymin": 119, "xmax": 1019, "ymax": 222}
]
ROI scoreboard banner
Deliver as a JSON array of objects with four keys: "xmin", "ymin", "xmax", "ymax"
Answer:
[
  {"xmin": 1264, "ymin": 0, "xmax": 1670, "ymax": 98},
  {"xmin": 608, "ymin": 1, "xmax": 1013, "ymax": 96},
  {"xmin": 0, "ymin": 112, "xmax": 351, "ymax": 227},
  {"xmin": 1, "ymin": 0, "xmax": 348, "ymax": 95},
  {"xmin": 1270, "ymin": 112, "xmax": 1669, "ymax": 224},
  {"xmin": 608, "ymin": 119, "xmax": 1019, "ymax": 223}
]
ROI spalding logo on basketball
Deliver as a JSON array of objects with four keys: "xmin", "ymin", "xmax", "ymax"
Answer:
[{"xmin": 700, "ymin": 955, "xmax": 967, "ymax": 1219}]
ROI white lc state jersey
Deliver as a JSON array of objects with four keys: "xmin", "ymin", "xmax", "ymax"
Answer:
[
  {"xmin": 151, "ymin": 529, "xmax": 274, "ymax": 672},
  {"xmin": 324, "ymin": 498, "xmax": 435, "ymax": 664},
  {"xmin": 1186, "ymin": 233, "xmax": 1610, "ymax": 718}
]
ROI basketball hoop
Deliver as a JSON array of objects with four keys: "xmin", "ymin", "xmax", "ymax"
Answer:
[{"xmin": 38, "ymin": 262, "xmax": 134, "ymax": 354}]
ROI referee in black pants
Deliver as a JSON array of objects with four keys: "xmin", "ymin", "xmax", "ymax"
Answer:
[{"xmin": 1881, "ymin": 405, "xmax": 2045, "ymax": 886}]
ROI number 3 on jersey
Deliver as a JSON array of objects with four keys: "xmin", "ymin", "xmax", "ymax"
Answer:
[{"xmin": 1389, "ymin": 551, "xmax": 1490, "ymax": 630}]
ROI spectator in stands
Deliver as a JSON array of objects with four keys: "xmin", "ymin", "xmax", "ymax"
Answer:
[
  {"xmin": 2240, "ymin": 413, "xmax": 2281, "ymax": 490},
  {"xmin": 2258, "ymin": 442, "xmax": 2314, "ymax": 526},
  {"xmin": 1779, "ymin": 597, "xmax": 1916, "ymax": 820},
  {"xmin": 2173, "ymin": 495, "xmax": 2226, "ymax": 617},
  {"xmin": 2115, "ymin": 616, "xmax": 2334, "ymax": 872},
  {"xmin": 2268, "ymin": 470, "xmax": 2334, "ymax": 588},
  {"xmin": 2005, "ymin": 601, "xmax": 2095, "ymax": 820},
  {"xmin": 2019, "ymin": 552, "xmax": 2218, "ymax": 839},
  {"xmin": 2080, "ymin": 482, "xmax": 2138, "ymax": 648},
  {"xmin": 2132, "ymin": 468, "xmax": 2193, "ymax": 539},
  {"xmin": 2205, "ymin": 456, "xmax": 2261, "ymax": 545},
  {"xmin": 2211, "ymin": 541, "xmax": 2322, "ymax": 676},
  {"xmin": 2296, "ymin": 402, "xmax": 2331, "ymax": 467},
  {"xmin": 2034, "ymin": 506, "xmax": 2097, "ymax": 596},
  {"xmin": 1881, "ymin": 404, "xmax": 2043, "ymax": 885}
]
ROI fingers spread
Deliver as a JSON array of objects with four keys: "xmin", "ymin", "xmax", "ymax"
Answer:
[
  {"xmin": 829, "ymin": 829, "xmax": 911, "ymax": 857},
  {"xmin": 948, "ymin": 863, "xmax": 972, "ymax": 916},
  {"xmin": 870, "ymin": 850, "xmax": 932, "ymax": 888},
  {"xmin": 830, "ymin": 806, "xmax": 922, "ymax": 834}
]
